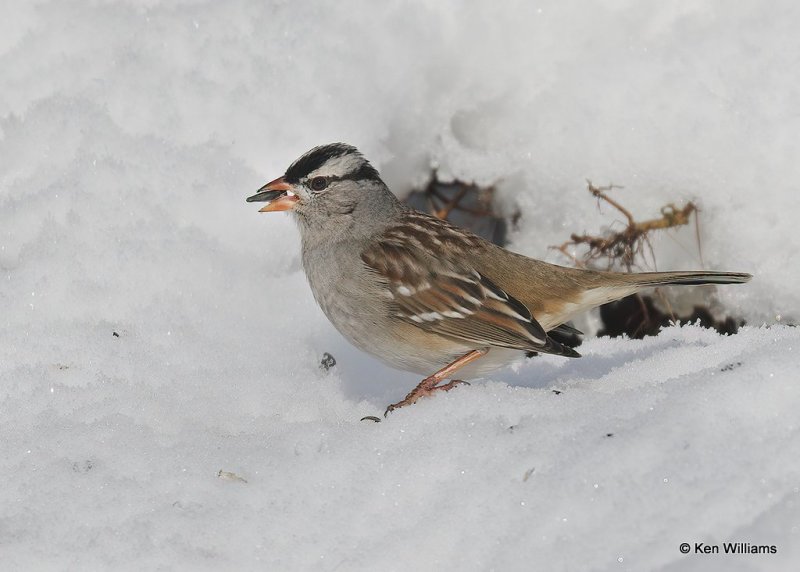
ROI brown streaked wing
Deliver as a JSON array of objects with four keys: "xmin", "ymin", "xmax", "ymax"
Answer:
[{"xmin": 361, "ymin": 212, "xmax": 580, "ymax": 357}]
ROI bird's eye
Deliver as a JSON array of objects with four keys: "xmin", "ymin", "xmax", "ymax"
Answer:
[{"xmin": 310, "ymin": 177, "xmax": 328, "ymax": 191}]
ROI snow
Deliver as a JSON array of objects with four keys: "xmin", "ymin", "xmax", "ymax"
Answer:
[{"xmin": 1, "ymin": 1, "xmax": 798, "ymax": 570}]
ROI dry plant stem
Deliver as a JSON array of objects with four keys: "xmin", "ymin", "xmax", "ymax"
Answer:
[
  {"xmin": 589, "ymin": 182, "xmax": 635, "ymax": 226},
  {"xmin": 434, "ymin": 186, "xmax": 469, "ymax": 219},
  {"xmin": 552, "ymin": 181, "xmax": 697, "ymax": 273},
  {"xmin": 654, "ymin": 288, "xmax": 677, "ymax": 323},
  {"xmin": 635, "ymin": 293, "xmax": 651, "ymax": 329},
  {"xmin": 551, "ymin": 182, "xmax": 702, "ymax": 328},
  {"xmin": 420, "ymin": 177, "xmax": 497, "ymax": 221},
  {"xmin": 694, "ymin": 210, "xmax": 706, "ymax": 268},
  {"xmin": 554, "ymin": 244, "xmax": 588, "ymax": 269}
]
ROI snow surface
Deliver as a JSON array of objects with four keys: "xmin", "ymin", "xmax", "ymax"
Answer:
[{"xmin": 1, "ymin": 1, "xmax": 799, "ymax": 570}]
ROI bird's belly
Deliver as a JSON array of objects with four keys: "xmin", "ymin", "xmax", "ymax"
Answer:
[
  {"xmin": 377, "ymin": 344, "xmax": 527, "ymax": 378},
  {"xmin": 322, "ymin": 301, "xmax": 525, "ymax": 378},
  {"xmin": 369, "ymin": 337, "xmax": 526, "ymax": 378}
]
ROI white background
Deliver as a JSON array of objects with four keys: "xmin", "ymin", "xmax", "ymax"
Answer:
[{"xmin": 1, "ymin": 1, "xmax": 798, "ymax": 570}]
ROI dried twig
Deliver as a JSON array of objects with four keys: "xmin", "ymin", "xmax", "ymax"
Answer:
[
  {"xmin": 551, "ymin": 181, "xmax": 697, "ymax": 272},
  {"xmin": 551, "ymin": 181, "xmax": 702, "ymax": 336}
]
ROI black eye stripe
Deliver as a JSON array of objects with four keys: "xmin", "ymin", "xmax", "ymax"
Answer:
[
  {"xmin": 350, "ymin": 163, "xmax": 381, "ymax": 181},
  {"xmin": 307, "ymin": 167, "xmax": 381, "ymax": 189},
  {"xmin": 322, "ymin": 165, "xmax": 381, "ymax": 184}
]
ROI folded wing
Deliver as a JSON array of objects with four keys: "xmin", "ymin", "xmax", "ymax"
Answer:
[{"xmin": 361, "ymin": 212, "xmax": 580, "ymax": 358}]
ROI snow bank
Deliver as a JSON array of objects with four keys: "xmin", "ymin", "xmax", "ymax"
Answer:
[{"xmin": 1, "ymin": 1, "xmax": 798, "ymax": 570}]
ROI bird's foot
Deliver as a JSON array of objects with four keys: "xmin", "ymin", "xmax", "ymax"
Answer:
[{"xmin": 384, "ymin": 379, "xmax": 470, "ymax": 417}]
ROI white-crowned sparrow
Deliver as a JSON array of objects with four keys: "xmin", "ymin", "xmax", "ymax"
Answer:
[{"xmin": 248, "ymin": 143, "xmax": 751, "ymax": 414}]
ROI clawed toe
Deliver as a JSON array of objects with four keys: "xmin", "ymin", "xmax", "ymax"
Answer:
[
  {"xmin": 383, "ymin": 379, "xmax": 470, "ymax": 416},
  {"xmin": 383, "ymin": 400, "xmax": 410, "ymax": 417},
  {"xmin": 435, "ymin": 379, "xmax": 470, "ymax": 392}
]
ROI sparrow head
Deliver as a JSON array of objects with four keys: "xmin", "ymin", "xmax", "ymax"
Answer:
[{"xmin": 247, "ymin": 144, "xmax": 399, "ymax": 230}]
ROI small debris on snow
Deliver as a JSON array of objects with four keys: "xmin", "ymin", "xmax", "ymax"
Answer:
[
  {"xmin": 71, "ymin": 460, "xmax": 93, "ymax": 473},
  {"xmin": 320, "ymin": 352, "xmax": 336, "ymax": 371},
  {"xmin": 217, "ymin": 470, "xmax": 247, "ymax": 483}
]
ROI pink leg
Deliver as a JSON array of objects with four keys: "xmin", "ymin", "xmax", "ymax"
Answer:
[{"xmin": 384, "ymin": 349, "xmax": 488, "ymax": 416}]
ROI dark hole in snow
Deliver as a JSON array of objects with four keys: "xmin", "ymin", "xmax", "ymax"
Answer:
[
  {"xmin": 404, "ymin": 174, "xmax": 510, "ymax": 246},
  {"xmin": 598, "ymin": 296, "xmax": 743, "ymax": 339}
]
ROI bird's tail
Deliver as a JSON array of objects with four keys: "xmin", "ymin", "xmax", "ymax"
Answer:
[
  {"xmin": 618, "ymin": 270, "xmax": 752, "ymax": 288},
  {"xmin": 541, "ymin": 269, "xmax": 752, "ymax": 330}
]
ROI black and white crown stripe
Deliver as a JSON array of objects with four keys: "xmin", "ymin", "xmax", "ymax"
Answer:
[{"xmin": 284, "ymin": 143, "xmax": 380, "ymax": 184}]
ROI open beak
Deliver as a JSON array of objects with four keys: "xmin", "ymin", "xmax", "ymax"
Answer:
[{"xmin": 246, "ymin": 177, "xmax": 300, "ymax": 212}]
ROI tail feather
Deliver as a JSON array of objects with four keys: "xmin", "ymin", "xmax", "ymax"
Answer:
[
  {"xmin": 623, "ymin": 271, "xmax": 752, "ymax": 287},
  {"xmin": 527, "ymin": 335, "xmax": 582, "ymax": 359},
  {"xmin": 538, "ymin": 269, "xmax": 752, "ymax": 330},
  {"xmin": 550, "ymin": 322, "xmax": 584, "ymax": 336},
  {"xmin": 542, "ymin": 336, "xmax": 581, "ymax": 358}
]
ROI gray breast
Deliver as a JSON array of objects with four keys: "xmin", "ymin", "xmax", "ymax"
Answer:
[{"xmin": 301, "ymin": 239, "xmax": 391, "ymax": 349}]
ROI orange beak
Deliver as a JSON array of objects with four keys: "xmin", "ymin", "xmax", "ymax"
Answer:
[{"xmin": 246, "ymin": 177, "xmax": 300, "ymax": 212}]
